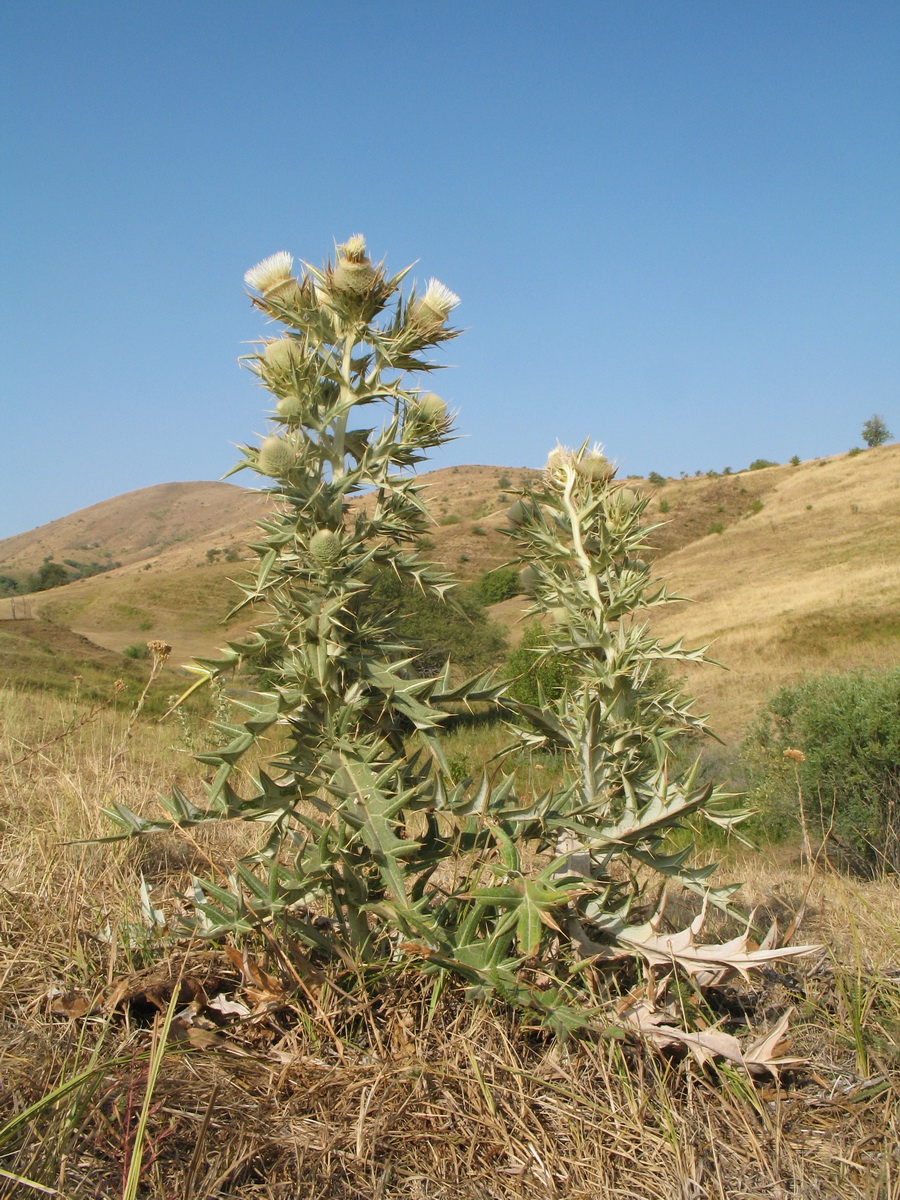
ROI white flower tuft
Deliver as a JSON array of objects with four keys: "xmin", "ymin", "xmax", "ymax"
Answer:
[
  {"xmin": 339, "ymin": 234, "xmax": 368, "ymax": 262},
  {"xmin": 244, "ymin": 251, "xmax": 294, "ymax": 293},
  {"xmin": 420, "ymin": 278, "xmax": 460, "ymax": 319}
]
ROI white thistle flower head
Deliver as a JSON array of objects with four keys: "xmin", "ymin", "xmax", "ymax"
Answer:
[
  {"xmin": 545, "ymin": 444, "xmax": 574, "ymax": 475},
  {"xmin": 339, "ymin": 234, "xmax": 368, "ymax": 263},
  {"xmin": 419, "ymin": 279, "xmax": 460, "ymax": 322},
  {"xmin": 244, "ymin": 251, "xmax": 294, "ymax": 294},
  {"xmin": 576, "ymin": 443, "xmax": 616, "ymax": 483}
]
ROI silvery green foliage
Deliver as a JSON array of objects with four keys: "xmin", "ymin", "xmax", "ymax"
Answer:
[{"xmin": 105, "ymin": 238, "xmax": 751, "ymax": 1031}]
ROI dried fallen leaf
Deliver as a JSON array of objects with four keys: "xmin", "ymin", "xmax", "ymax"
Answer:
[
  {"xmin": 48, "ymin": 989, "xmax": 92, "ymax": 1019},
  {"xmin": 207, "ymin": 993, "xmax": 252, "ymax": 1019}
]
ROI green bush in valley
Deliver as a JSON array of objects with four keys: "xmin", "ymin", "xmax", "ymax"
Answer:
[
  {"xmin": 123, "ymin": 643, "xmax": 150, "ymax": 660},
  {"xmin": 366, "ymin": 569, "xmax": 506, "ymax": 676},
  {"xmin": 473, "ymin": 566, "xmax": 521, "ymax": 605},
  {"xmin": 745, "ymin": 669, "xmax": 900, "ymax": 872},
  {"xmin": 503, "ymin": 621, "xmax": 575, "ymax": 709}
]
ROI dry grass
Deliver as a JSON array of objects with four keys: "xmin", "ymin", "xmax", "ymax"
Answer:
[{"xmin": 0, "ymin": 689, "xmax": 898, "ymax": 1198}]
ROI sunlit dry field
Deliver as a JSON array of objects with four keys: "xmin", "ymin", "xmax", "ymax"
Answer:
[{"xmin": 0, "ymin": 687, "xmax": 898, "ymax": 1198}]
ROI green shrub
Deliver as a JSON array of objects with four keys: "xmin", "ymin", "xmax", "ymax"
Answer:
[
  {"xmin": 790, "ymin": 455, "xmax": 801, "ymax": 466},
  {"xmin": 848, "ymin": 447, "xmax": 862, "ymax": 457},
  {"xmin": 647, "ymin": 471, "xmax": 666, "ymax": 487},
  {"xmin": 707, "ymin": 522, "xmax": 724, "ymax": 535},
  {"xmin": 745, "ymin": 670, "xmax": 900, "ymax": 872},
  {"xmin": 498, "ymin": 474, "xmax": 511, "ymax": 489},
  {"xmin": 473, "ymin": 566, "xmax": 521, "ymax": 605},
  {"xmin": 503, "ymin": 621, "xmax": 575, "ymax": 709},
  {"xmin": 749, "ymin": 499, "xmax": 764, "ymax": 514},
  {"xmin": 123, "ymin": 643, "xmax": 150, "ymax": 660},
  {"xmin": 471, "ymin": 524, "xmax": 487, "ymax": 536},
  {"xmin": 25, "ymin": 560, "xmax": 70, "ymax": 593},
  {"xmin": 439, "ymin": 513, "xmax": 460, "ymax": 525},
  {"xmin": 749, "ymin": 458, "xmax": 778, "ymax": 471},
  {"xmin": 658, "ymin": 497, "xmax": 670, "ymax": 514}
]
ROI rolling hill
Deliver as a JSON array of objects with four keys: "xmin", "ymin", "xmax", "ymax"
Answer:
[{"xmin": 1, "ymin": 445, "xmax": 898, "ymax": 738}]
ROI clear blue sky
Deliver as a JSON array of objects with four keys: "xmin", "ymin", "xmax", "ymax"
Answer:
[{"xmin": 2, "ymin": 1, "xmax": 897, "ymax": 539}]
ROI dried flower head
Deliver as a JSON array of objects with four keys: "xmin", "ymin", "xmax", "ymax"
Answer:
[
  {"xmin": 244, "ymin": 251, "xmax": 294, "ymax": 294},
  {"xmin": 147, "ymin": 640, "xmax": 172, "ymax": 662},
  {"xmin": 783, "ymin": 747, "xmax": 807, "ymax": 763}
]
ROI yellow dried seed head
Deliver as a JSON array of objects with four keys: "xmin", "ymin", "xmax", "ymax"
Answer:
[
  {"xmin": 309, "ymin": 529, "xmax": 342, "ymax": 565},
  {"xmin": 257, "ymin": 434, "xmax": 298, "ymax": 477},
  {"xmin": 783, "ymin": 747, "xmax": 807, "ymax": 763}
]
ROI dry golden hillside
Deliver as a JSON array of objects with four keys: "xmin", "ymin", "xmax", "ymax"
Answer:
[
  {"xmin": 1, "ymin": 446, "xmax": 897, "ymax": 738},
  {"xmin": 649, "ymin": 443, "xmax": 900, "ymax": 737}
]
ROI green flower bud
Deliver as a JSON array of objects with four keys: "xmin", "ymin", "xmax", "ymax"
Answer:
[
  {"xmin": 576, "ymin": 453, "xmax": 614, "ymax": 482},
  {"xmin": 275, "ymin": 393, "xmax": 305, "ymax": 423},
  {"xmin": 416, "ymin": 393, "xmax": 447, "ymax": 424},
  {"xmin": 257, "ymin": 434, "xmax": 298, "ymax": 477},
  {"xmin": 331, "ymin": 257, "xmax": 378, "ymax": 296},
  {"xmin": 519, "ymin": 565, "xmax": 541, "ymax": 595},
  {"xmin": 309, "ymin": 529, "xmax": 342, "ymax": 565},
  {"xmin": 617, "ymin": 487, "xmax": 638, "ymax": 509},
  {"xmin": 263, "ymin": 337, "xmax": 304, "ymax": 373}
]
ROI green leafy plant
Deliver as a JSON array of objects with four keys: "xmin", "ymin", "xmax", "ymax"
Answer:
[
  {"xmin": 748, "ymin": 458, "xmax": 778, "ymax": 471},
  {"xmin": 790, "ymin": 455, "xmax": 801, "ymax": 466},
  {"xmin": 473, "ymin": 566, "xmax": 521, "ymax": 605},
  {"xmin": 861, "ymin": 414, "xmax": 892, "ymax": 448},
  {"xmin": 745, "ymin": 669, "xmax": 900, "ymax": 873},
  {"xmin": 647, "ymin": 471, "xmax": 666, "ymax": 487},
  {"xmin": 104, "ymin": 237, "xmax": 812, "ymax": 1032}
]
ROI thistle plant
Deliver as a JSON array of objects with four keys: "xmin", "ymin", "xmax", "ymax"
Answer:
[{"xmin": 106, "ymin": 236, "xmax": 815, "ymax": 1034}]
